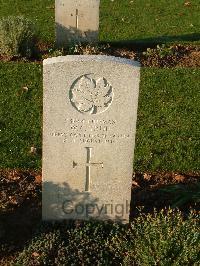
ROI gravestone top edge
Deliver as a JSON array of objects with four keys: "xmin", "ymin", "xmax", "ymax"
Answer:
[
  {"xmin": 56, "ymin": 0, "xmax": 100, "ymax": 2},
  {"xmin": 43, "ymin": 55, "xmax": 141, "ymax": 67}
]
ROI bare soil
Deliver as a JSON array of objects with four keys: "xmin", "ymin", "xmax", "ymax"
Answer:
[
  {"xmin": 111, "ymin": 44, "xmax": 200, "ymax": 67},
  {"xmin": 0, "ymin": 43, "xmax": 200, "ymax": 68}
]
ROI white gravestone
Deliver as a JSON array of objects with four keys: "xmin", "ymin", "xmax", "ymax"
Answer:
[
  {"xmin": 55, "ymin": 0, "xmax": 100, "ymax": 47},
  {"xmin": 43, "ymin": 55, "xmax": 140, "ymax": 223}
]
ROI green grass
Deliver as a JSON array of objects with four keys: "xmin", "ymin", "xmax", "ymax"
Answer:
[
  {"xmin": 134, "ymin": 67, "xmax": 200, "ymax": 172},
  {"xmin": 0, "ymin": 63, "xmax": 199, "ymax": 171},
  {"xmin": 0, "ymin": 62, "xmax": 42, "ymax": 169},
  {"xmin": 0, "ymin": 0, "xmax": 199, "ymax": 44},
  {"xmin": 100, "ymin": 0, "xmax": 200, "ymax": 43}
]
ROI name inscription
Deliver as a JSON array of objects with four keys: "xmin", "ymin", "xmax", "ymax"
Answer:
[{"xmin": 50, "ymin": 118, "xmax": 130, "ymax": 144}]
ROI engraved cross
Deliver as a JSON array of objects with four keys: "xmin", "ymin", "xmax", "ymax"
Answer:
[
  {"xmin": 73, "ymin": 147, "xmax": 103, "ymax": 192},
  {"xmin": 75, "ymin": 9, "xmax": 79, "ymax": 29}
]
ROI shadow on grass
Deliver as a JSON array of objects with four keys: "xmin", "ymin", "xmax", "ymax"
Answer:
[
  {"xmin": 55, "ymin": 24, "xmax": 199, "ymax": 50},
  {"xmin": 53, "ymin": 27, "xmax": 199, "ymax": 56},
  {"xmin": 0, "ymin": 192, "xmax": 40, "ymax": 258},
  {"xmin": 102, "ymin": 33, "xmax": 200, "ymax": 49}
]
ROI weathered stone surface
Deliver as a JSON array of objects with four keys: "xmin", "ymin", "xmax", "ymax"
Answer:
[
  {"xmin": 43, "ymin": 55, "xmax": 140, "ymax": 223},
  {"xmin": 55, "ymin": 0, "xmax": 100, "ymax": 47}
]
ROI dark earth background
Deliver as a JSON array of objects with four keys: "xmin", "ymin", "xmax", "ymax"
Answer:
[{"xmin": 0, "ymin": 169, "xmax": 199, "ymax": 263}]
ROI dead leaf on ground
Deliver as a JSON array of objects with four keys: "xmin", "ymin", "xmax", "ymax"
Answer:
[
  {"xmin": 29, "ymin": 146, "xmax": 37, "ymax": 154},
  {"xmin": 184, "ymin": 1, "xmax": 191, "ymax": 6},
  {"xmin": 46, "ymin": 5, "xmax": 54, "ymax": 10},
  {"xmin": 34, "ymin": 175, "xmax": 42, "ymax": 184},
  {"xmin": 132, "ymin": 180, "xmax": 140, "ymax": 187},
  {"xmin": 32, "ymin": 252, "xmax": 40, "ymax": 257},
  {"xmin": 174, "ymin": 174, "xmax": 185, "ymax": 182},
  {"xmin": 143, "ymin": 173, "xmax": 151, "ymax": 180},
  {"xmin": 8, "ymin": 196, "xmax": 18, "ymax": 205},
  {"xmin": 22, "ymin": 86, "xmax": 29, "ymax": 92}
]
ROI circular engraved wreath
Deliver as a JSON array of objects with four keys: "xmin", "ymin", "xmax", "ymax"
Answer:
[{"xmin": 69, "ymin": 74, "xmax": 113, "ymax": 115}]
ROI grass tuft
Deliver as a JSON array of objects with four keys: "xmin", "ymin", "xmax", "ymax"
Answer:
[
  {"xmin": 13, "ymin": 209, "xmax": 200, "ymax": 265},
  {"xmin": 0, "ymin": 16, "xmax": 38, "ymax": 59}
]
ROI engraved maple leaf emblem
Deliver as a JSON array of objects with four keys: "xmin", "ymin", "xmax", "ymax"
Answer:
[{"xmin": 70, "ymin": 74, "xmax": 113, "ymax": 114}]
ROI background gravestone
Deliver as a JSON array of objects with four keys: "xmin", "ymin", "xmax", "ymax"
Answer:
[
  {"xmin": 43, "ymin": 55, "xmax": 140, "ymax": 223},
  {"xmin": 55, "ymin": 0, "xmax": 100, "ymax": 47}
]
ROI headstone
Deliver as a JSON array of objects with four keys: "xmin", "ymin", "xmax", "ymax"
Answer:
[
  {"xmin": 55, "ymin": 0, "xmax": 100, "ymax": 47},
  {"xmin": 43, "ymin": 55, "xmax": 140, "ymax": 223}
]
